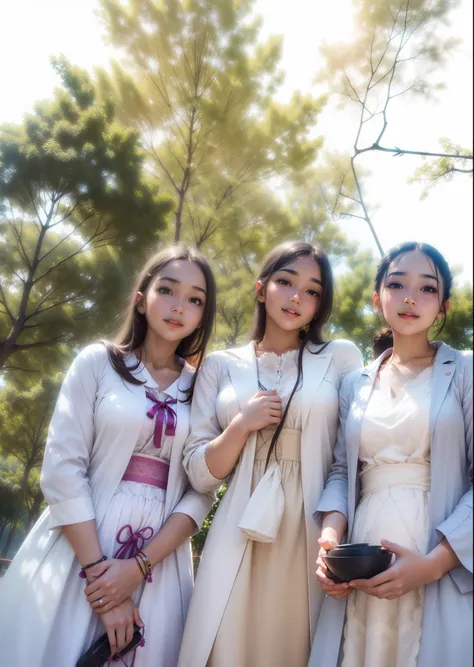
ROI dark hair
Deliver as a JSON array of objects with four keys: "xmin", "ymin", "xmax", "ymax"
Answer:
[
  {"xmin": 251, "ymin": 241, "xmax": 334, "ymax": 469},
  {"xmin": 104, "ymin": 245, "xmax": 216, "ymax": 402},
  {"xmin": 374, "ymin": 241, "xmax": 453, "ymax": 340},
  {"xmin": 372, "ymin": 327, "xmax": 393, "ymax": 358}
]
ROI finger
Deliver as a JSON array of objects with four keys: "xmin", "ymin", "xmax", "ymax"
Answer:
[
  {"xmin": 350, "ymin": 568, "xmax": 395, "ymax": 589},
  {"xmin": 133, "ymin": 606, "xmax": 145, "ymax": 628},
  {"xmin": 87, "ymin": 589, "xmax": 104, "ymax": 603},
  {"xmin": 116, "ymin": 624, "xmax": 127, "ymax": 653},
  {"xmin": 107, "ymin": 628, "xmax": 117, "ymax": 659},
  {"xmin": 124, "ymin": 620, "xmax": 133, "ymax": 647},
  {"xmin": 84, "ymin": 580, "xmax": 101, "ymax": 596}
]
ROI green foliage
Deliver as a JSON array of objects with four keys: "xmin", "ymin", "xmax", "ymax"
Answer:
[
  {"xmin": 191, "ymin": 484, "xmax": 226, "ymax": 558},
  {"xmin": 0, "ymin": 56, "xmax": 173, "ymax": 374},
  {"xmin": 410, "ymin": 139, "xmax": 473, "ymax": 198}
]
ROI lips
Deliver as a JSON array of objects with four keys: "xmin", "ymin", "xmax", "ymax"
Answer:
[
  {"xmin": 398, "ymin": 311, "xmax": 419, "ymax": 320},
  {"xmin": 164, "ymin": 318, "xmax": 184, "ymax": 327},
  {"xmin": 282, "ymin": 307, "xmax": 300, "ymax": 317}
]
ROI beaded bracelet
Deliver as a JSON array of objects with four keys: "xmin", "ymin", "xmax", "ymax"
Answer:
[
  {"xmin": 136, "ymin": 550, "xmax": 153, "ymax": 583},
  {"xmin": 79, "ymin": 555, "xmax": 107, "ymax": 579}
]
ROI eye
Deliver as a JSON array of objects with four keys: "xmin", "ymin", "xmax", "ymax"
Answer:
[
  {"xmin": 276, "ymin": 278, "xmax": 291, "ymax": 286},
  {"xmin": 386, "ymin": 281, "xmax": 403, "ymax": 289},
  {"xmin": 189, "ymin": 297, "xmax": 204, "ymax": 306},
  {"xmin": 307, "ymin": 289, "xmax": 321, "ymax": 298},
  {"xmin": 422, "ymin": 285, "xmax": 438, "ymax": 294},
  {"xmin": 158, "ymin": 286, "xmax": 172, "ymax": 295}
]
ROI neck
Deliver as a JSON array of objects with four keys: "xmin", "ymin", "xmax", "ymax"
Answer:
[
  {"xmin": 256, "ymin": 319, "xmax": 301, "ymax": 356},
  {"xmin": 390, "ymin": 330, "xmax": 434, "ymax": 364},
  {"xmin": 138, "ymin": 332, "xmax": 180, "ymax": 370}
]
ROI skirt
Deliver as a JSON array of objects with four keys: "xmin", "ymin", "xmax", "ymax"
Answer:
[
  {"xmin": 208, "ymin": 428, "xmax": 310, "ymax": 667},
  {"xmin": 40, "ymin": 480, "xmax": 185, "ymax": 667},
  {"xmin": 341, "ymin": 463, "xmax": 431, "ymax": 667}
]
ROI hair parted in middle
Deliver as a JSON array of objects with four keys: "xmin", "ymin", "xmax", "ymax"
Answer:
[
  {"xmin": 104, "ymin": 244, "xmax": 217, "ymax": 403},
  {"xmin": 251, "ymin": 240, "xmax": 335, "ymax": 468}
]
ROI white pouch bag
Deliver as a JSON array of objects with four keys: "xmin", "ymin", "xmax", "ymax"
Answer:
[{"xmin": 238, "ymin": 463, "xmax": 285, "ymax": 543}]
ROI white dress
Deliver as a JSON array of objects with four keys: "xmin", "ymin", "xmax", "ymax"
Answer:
[
  {"xmin": 41, "ymin": 362, "xmax": 186, "ymax": 667},
  {"xmin": 341, "ymin": 367, "xmax": 433, "ymax": 667},
  {"xmin": 208, "ymin": 349, "xmax": 311, "ymax": 667}
]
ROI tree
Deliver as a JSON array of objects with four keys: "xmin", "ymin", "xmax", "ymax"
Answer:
[
  {"xmin": 0, "ymin": 377, "xmax": 59, "ymax": 556},
  {"xmin": 97, "ymin": 0, "xmax": 326, "ymax": 247},
  {"xmin": 315, "ymin": 0, "xmax": 473, "ymax": 254},
  {"xmin": 0, "ymin": 56, "xmax": 173, "ymax": 373}
]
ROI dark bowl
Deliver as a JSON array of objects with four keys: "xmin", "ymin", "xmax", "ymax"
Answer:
[
  {"xmin": 329, "ymin": 545, "xmax": 386, "ymax": 558},
  {"xmin": 336, "ymin": 543, "xmax": 369, "ymax": 549},
  {"xmin": 323, "ymin": 550, "xmax": 392, "ymax": 583}
]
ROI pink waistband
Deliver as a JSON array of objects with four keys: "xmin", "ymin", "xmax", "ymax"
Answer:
[{"xmin": 122, "ymin": 455, "xmax": 169, "ymax": 489}]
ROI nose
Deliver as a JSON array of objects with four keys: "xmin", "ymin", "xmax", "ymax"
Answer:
[
  {"xmin": 171, "ymin": 300, "xmax": 184, "ymax": 314},
  {"xmin": 404, "ymin": 296, "xmax": 416, "ymax": 306},
  {"xmin": 290, "ymin": 291, "xmax": 300, "ymax": 304}
]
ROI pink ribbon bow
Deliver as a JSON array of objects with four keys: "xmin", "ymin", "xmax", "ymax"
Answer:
[
  {"xmin": 145, "ymin": 391, "xmax": 177, "ymax": 449},
  {"xmin": 114, "ymin": 524, "xmax": 154, "ymax": 560}
]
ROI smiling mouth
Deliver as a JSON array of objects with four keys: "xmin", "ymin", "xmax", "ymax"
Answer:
[
  {"xmin": 398, "ymin": 312, "xmax": 419, "ymax": 319},
  {"xmin": 282, "ymin": 308, "xmax": 300, "ymax": 317}
]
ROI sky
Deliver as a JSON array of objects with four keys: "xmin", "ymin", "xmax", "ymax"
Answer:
[{"xmin": 1, "ymin": 0, "xmax": 472, "ymax": 285}]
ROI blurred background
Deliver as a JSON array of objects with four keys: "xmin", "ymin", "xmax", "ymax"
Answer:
[{"xmin": 0, "ymin": 0, "xmax": 472, "ymax": 564}]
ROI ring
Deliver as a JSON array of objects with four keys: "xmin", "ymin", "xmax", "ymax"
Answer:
[{"xmin": 98, "ymin": 598, "xmax": 104, "ymax": 606}]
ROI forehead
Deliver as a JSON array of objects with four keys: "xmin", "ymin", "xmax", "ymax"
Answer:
[
  {"xmin": 156, "ymin": 259, "xmax": 206, "ymax": 288},
  {"xmin": 278, "ymin": 255, "xmax": 322, "ymax": 279},
  {"xmin": 388, "ymin": 250, "xmax": 437, "ymax": 277}
]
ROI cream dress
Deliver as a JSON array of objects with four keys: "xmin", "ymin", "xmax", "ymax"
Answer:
[
  {"xmin": 42, "ymin": 362, "xmax": 186, "ymax": 667},
  {"xmin": 340, "ymin": 367, "xmax": 433, "ymax": 667},
  {"xmin": 208, "ymin": 349, "xmax": 310, "ymax": 667}
]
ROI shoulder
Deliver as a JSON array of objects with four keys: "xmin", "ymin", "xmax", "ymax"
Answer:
[
  {"xmin": 327, "ymin": 339, "xmax": 364, "ymax": 373},
  {"xmin": 64, "ymin": 342, "xmax": 111, "ymax": 384},
  {"xmin": 340, "ymin": 367, "xmax": 364, "ymax": 396}
]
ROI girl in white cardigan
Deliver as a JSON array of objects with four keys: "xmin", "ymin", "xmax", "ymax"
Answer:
[
  {"xmin": 312, "ymin": 242, "xmax": 472, "ymax": 667},
  {"xmin": 0, "ymin": 245, "xmax": 216, "ymax": 667},
  {"xmin": 177, "ymin": 241, "xmax": 363, "ymax": 667}
]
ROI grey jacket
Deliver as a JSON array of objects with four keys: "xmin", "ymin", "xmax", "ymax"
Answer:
[{"xmin": 309, "ymin": 341, "xmax": 473, "ymax": 667}]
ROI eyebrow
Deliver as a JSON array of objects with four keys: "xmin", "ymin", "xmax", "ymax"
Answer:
[
  {"xmin": 386, "ymin": 271, "xmax": 439, "ymax": 282},
  {"xmin": 160, "ymin": 276, "xmax": 207, "ymax": 294},
  {"xmin": 279, "ymin": 268, "xmax": 323, "ymax": 287}
]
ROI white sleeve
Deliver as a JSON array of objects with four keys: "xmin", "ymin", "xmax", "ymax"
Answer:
[{"xmin": 40, "ymin": 344, "xmax": 106, "ymax": 529}]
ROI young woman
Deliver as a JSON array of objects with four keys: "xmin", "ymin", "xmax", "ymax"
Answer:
[
  {"xmin": 310, "ymin": 242, "xmax": 472, "ymax": 667},
  {"xmin": 0, "ymin": 245, "xmax": 217, "ymax": 667},
  {"xmin": 177, "ymin": 241, "xmax": 363, "ymax": 667}
]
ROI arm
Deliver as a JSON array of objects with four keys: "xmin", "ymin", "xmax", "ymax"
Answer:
[
  {"xmin": 434, "ymin": 352, "xmax": 473, "ymax": 588},
  {"xmin": 182, "ymin": 353, "xmax": 281, "ymax": 492},
  {"xmin": 313, "ymin": 371, "xmax": 357, "ymax": 528}
]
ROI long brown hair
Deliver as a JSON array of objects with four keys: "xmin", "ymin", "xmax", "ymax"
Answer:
[
  {"xmin": 251, "ymin": 241, "xmax": 334, "ymax": 468},
  {"xmin": 104, "ymin": 245, "xmax": 216, "ymax": 402}
]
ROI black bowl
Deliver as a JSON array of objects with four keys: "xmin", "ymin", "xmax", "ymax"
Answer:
[
  {"xmin": 323, "ymin": 550, "xmax": 392, "ymax": 583},
  {"xmin": 329, "ymin": 545, "xmax": 386, "ymax": 558}
]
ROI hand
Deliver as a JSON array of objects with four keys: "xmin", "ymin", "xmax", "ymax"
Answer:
[
  {"xmin": 349, "ymin": 539, "xmax": 436, "ymax": 600},
  {"xmin": 316, "ymin": 537, "xmax": 352, "ymax": 599},
  {"xmin": 100, "ymin": 597, "xmax": 144, "ymax": 657},
  {"xmin": 239, "ymin": 390, "xmax": 282, "ymax": 434},
  {"xmin": 85, "ymin": 558, "xmax": 144, "ymax": 614}
]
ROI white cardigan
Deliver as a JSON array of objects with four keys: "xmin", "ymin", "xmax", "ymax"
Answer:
[
  {"xmin": 0, "ymin": 343, "xmax": 213, "ymax": 665},
  {"xmin": 178, "ymin": 339, "xmax": 363, "ymax": 667}
]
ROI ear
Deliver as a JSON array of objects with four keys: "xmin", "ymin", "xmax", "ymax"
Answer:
[
  {"xmin": 372, "ymin": 291, "xmax": 382, "ymax": 314},
  {"xmin": 437, "ymin": 299, "xmax": 450, "ymax": 319},
  {"xmin": 135, "ymin": 291, "xmax": 145, "ymax": 314},
  {"xmin": 255, "ymin": 279, "xmax": 265, "ymax": 303}
]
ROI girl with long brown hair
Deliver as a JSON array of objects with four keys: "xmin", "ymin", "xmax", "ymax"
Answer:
[
  {"xmin": 0, "ymin": 245, "xmax": 216, "ymax": 667},
  {"xmin": 177, "ymin": 241, "xmax": 363, "ymax": 667}
]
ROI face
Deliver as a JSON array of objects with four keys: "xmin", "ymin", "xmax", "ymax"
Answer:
[
  {"xmin": 136, "ymin": 260, "xmax": 207, "ymax": 343},
  {"xmin": 257, "ymin": 254, "xmax": 323, "ymax": 333},
  {"xmin": 373, "ymin": 250, "xmax": 449, "ymax": 336}
]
